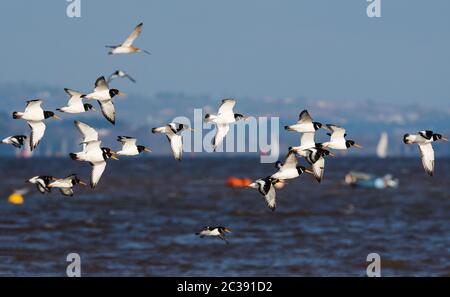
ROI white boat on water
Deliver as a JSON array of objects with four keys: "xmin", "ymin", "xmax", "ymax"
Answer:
[{"xmin": 376, "ymin": 132, "xmax": 388, "ymax": 159}]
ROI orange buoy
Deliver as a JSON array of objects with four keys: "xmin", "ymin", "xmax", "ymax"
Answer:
[{"xmin": 226, "ymin": 177, "xmax": 252, "ymax": 188}]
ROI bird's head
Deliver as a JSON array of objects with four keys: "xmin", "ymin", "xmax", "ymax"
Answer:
[
  {"xmin": 219, "ymin": 227, "xmax": 232, "ymax": 233},
  {"xmin": 109, "ymin": 89, "xmax": 126, "ymax": 98},
  {"xmin": 137, "ymin": 145, "xmax": 152, "ymax": 153},
  {"xmin": 433, "ymin": 134, "xmax": 448, "ymax": 141},
  {"xmin": 44, "ymin": 111, "xmax": 61, "ymax": 120},
  {"xmin": 101, "ymin": 147, "xmax": 119, "ymax": 160},
  {"xmin": 71, "ymin": 175, "xmax": 87, "ymax": 186},
  {"xmin": 83, "ymin": 103, "xmax": 96, "ymax": 112},
  {"xmin": 109, "ymin": 89, "xmax": 120, "ymax": 98},
  {"xmin": 313, "ymin": 122, "xmax": 323, "ymax": 130},
  {"xmin": 346, "ymin": 140, "xmax": 362, "ymax": 149},
  {"xmin": 234, "ymin": 113, "xmax": 245, "ymax": 121}
]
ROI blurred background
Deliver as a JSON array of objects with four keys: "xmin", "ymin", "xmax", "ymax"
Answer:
[{"xmin": 0, "ymin": 0, "xmax": 448, "ymax": 276}]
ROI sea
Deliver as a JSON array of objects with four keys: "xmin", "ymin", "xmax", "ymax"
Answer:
[{"xmin": 0, "ymin": 157, "xmax": 448, "ymax": 276}]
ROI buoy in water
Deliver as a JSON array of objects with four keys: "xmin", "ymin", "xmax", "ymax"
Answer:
[
  {"xmin": 8, "ymin": 193, "xmax": 24, "ymax": 205},
  {"xmin": 226, "ymin": 177, "xmax": 252, "ymax": 188}
]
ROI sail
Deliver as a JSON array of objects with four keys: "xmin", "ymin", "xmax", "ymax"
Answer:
[{"xmin": 376, "ymin": 132, "xmax": 388, "ymax": 158}]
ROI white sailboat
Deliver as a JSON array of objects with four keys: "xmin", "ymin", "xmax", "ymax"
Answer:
[{"xmin": 376, "ymin": 132, "xmax": 388, "ymax": 159}]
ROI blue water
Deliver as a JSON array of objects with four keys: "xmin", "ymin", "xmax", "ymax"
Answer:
[{"xmin": 0, "ymin": 157, "xmax": 448, "ymax": 276}]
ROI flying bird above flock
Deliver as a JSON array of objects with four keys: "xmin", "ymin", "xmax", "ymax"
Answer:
[
  {"xmin": 105, "ymin": 22, "xmax": 151, "ymax": 55},
  {"xmin": 0, "ymin": 21, "xmax": 447, "ymax": 243}
]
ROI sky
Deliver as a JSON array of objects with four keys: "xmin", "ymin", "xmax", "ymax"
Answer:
[{"xmin": 0, "ymin": 0, "xmax": 449, "ymax": 106}]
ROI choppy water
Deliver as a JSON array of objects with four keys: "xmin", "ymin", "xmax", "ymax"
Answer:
[{"xmin": 0, "ymin": 157, "xmax": 449, "ymax": 276}]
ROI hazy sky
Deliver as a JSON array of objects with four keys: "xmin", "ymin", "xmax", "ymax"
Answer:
[{"xmin": 0, "ymin": 0, "xmax": 449, "ymax": 106}]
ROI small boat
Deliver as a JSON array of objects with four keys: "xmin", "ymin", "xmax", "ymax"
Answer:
[{"xmin": 345, "ymin": 171, "xmax": 398, "ymax": 189}]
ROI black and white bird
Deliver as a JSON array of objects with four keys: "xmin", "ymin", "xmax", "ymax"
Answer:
[
  {"xmin": 57, "ymin": 88, "xmax": 95, "ymax": 114},
  {"xmin": 47, "ymin": 174, "xmax": 87, "ymax": 196},
  {"xmin": 28, "ymin": 175, "xmax": 55, "ymax": 194},
  {"xmin": 196, "ymin": 226, "xmax": 232, "ymax": 244},
  {"xmin": 403, "ymin": 130, "xmax": 448, "ymax": 176},
  {"xmin": 205, "ymin": 99, "xmax": 246, "ymax": 151},
  {"xmin": 151, "ymin": 123, "xmax": 193, "ymax": 161},
  {"xmin": 248, "ymin": 176, "xmax": 277, "ymax": 211},
  {"xmin": 116, "ymin": 136, "xmax": 151, "ymax": 156},
  {"xmin": 298, "ymin": 146, "xmax": 333, "ymax": 183},
  {"xmin": 84, "ymin": 76, "xmax": 126, "ymax": 125},
  {"xmin": 285, "ymin": 110, "xmax": 323, "ymax": 133},
  {"xmin": 271, "ymin": 150, "xmax": 313, "ymax": 181},
  {"xmin": 70, "ymin": 139, "xmax": 118, "ymax": 189},
  {"xmin": 12, "ymin": 99, "xmax": 61, "ymax": 151},
  {"xmin": 108, "ymin": 70, "xmax": 136, "ymax": 83},
  {"xmin": 1, "ymin": 135, "xmax": 27, "ymax": 148},
  {"xmin": 105, "ymin": 22, "xmax": 151, "ymax": 55},
  {"xmin": 320, "ymin": 124, "xmax": 362, "ymax": 150}
]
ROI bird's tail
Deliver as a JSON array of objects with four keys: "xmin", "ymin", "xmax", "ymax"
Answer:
[
  {"xmin": 204, "ymin": 114, "xmax": 217, "ymax": 122},
  {"xmin": 403, "ymin": 134, "xmax": 411, "ymax": 144},
  {"xmin": 12, "ymin": 112, "xmax": 23, "ymax": 119}
]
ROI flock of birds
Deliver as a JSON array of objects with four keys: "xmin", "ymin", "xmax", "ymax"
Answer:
[{"xmin": 0, "ymin": 23, "xmax": 448, "ymax": 244}]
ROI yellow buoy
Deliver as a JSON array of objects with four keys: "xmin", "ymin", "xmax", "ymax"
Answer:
[{"xmin": 8, "ymin": 193, "xmax": 24, "ymax": 205}]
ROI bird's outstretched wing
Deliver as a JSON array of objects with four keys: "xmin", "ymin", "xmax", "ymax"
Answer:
[
  {"xmin": 122, "ymin": 22, "xmax": 143, "ymax": 47},
  {"xmin": 117, "ymin": 136, "xmax": 137, "ymax": 151},
  {"xmin": 59, "ymin": 188, "xmax": 74, "ymax": 197},
  {"xmin": 280, "ymin": 150, "xmax": 298, "ymax": 170},
  {"xmin": 297, "ymin": 110, "xmax": 313, "ymax": 124},
  {"xmin": 212, "ymin": 123, "xmax": 230, "ymax": 150},
  {"xmin": 325, "ymin": 124, "xmax": 346, "ymax": 142},
  {"xmin": 98, "ymin": 100, "xmax": 116, "ymax": 125},
  {"xmin": 65, "ymin": 88, "xmax": 84, "ymax": 106},
  {"xmin": 94, "ymin": 76, "xmax": 109, "ymax": 93},
  {"xmin": 27, "ymin": 121, "xmax": 46, "ymax": 151},
  {"xmin": 74, "ymin": 121, "xmax": 99, "ymax": 143},
  {"xmin": 311, "ymin": 157, "xmax": 325, "ymax": 183},
  {"xmin": 260, "ymin": 177, "xmax": 276, "ymax": 211},
  {"xmin": 90, "ymin": 161, "xmax": 107, "ymax": 189},
  {"xmin": 217, "ymin": 99, "xmax": 236, "ymax": 116},
  {"xmin": 418, "ymin": 143, "xmax": 434, "ymax": 176},
  {"xmin": 24, "ymin": 99, "xmax": 43, "ymax": 114}
]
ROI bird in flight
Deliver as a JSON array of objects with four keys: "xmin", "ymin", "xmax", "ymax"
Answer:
[
  {"xmin": 404, "ymin": 130, "xmax": 448, "ymax": 176},
  {"xmin": 12, "ymin": 99, "xmax": 61, "ymax": 151},
  {"xmin": 105, "ymin": 22, "xmax": 151, "ymax": 55}
]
